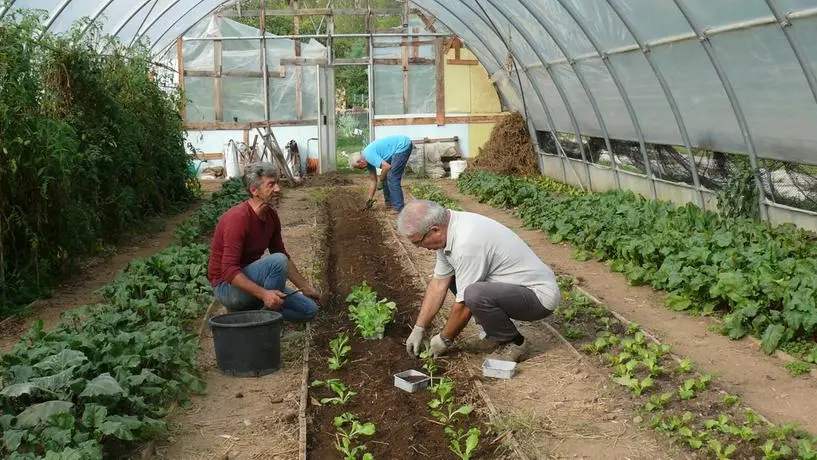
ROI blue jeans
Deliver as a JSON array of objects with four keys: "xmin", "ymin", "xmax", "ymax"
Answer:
[
  {"xmin": 214, "ymin": 253, "xmax": 318, "ymax": 322},
  {"xmin": 381, "ymin": 146, "xmax": 412, "ymax": 211}
]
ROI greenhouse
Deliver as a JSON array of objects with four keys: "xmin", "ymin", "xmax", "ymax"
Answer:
[{"xmin": 2, "ymin": 1, "xmax": 817, "ymax": 459}]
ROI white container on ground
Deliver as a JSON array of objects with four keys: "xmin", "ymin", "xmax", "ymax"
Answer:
[
  {"xmin": 449, "ymin": 160, "xmax": 467, "ymax": 179},
  {"xmin": 482, "ymin": 359, "xmax": 517, "ymax": 379},
  {"xmin": 393, "ymin": 369, "xmax": 431, "ymax": 392}
]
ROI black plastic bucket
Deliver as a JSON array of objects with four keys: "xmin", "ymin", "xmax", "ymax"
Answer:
[{"xmin": 208, "ymin": 310, "xmax": 283, "ymax": 377}]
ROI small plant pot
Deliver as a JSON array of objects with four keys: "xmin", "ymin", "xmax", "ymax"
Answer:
[
  {"xmin": 393, "ymin": 369, "xmax": 431, "ymax": 393},
  {"xmin": 482, "ymin": 359, "xmax": 517, "ymax": 379}
]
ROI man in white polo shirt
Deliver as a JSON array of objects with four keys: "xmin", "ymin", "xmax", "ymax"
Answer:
[{"xmin": 398, "ymin": 199, "xmax": 560, "ymax": 362}]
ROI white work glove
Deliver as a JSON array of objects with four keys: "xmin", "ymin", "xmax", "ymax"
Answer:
[
  {"xmin": 429, "ymin": 333, "xmax": 451, "ymax": 358},
  {"xmin": 406, "ymin": 325, "xmax": 426, "ymax": 357}
]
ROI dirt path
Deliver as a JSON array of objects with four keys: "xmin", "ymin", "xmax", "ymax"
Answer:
[
  {"xmin": 0, "ymin": 201, "xmax": 206, "ymax": 353},
  {"xmin": 432, "ymin": 178, "xmax": 817, "ymax": 434},
  {"xmin": 155, "ymin": 185, "xmax": 327, "ymax": 460},
  {"xmin": 386, "ymin": 189, "xmax": 685, "ymax": 459}
]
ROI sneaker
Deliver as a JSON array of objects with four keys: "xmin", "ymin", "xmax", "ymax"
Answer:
[{"xmin": 486, "ymin": 339, "xmax": 530, "ymax": 363}]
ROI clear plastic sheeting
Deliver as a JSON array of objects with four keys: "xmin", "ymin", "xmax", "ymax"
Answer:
[{"xmin": 4, "ymin": 0, "xmax": 817, "ymax": 165}]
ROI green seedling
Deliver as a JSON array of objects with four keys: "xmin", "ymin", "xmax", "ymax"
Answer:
[
  {"xmin": 643, "ymin": 392, "xmax": 674, "ymax": 412},
  {"xmin": 429, "ymin": 378, "xmax": 472, "ymax": 424},
  {"xmin": 784, "ymin": 361, "xmax": 812, "ymax": 377},
  {"xmin": 704, "ymin": 413, "xmax": 754, "ymax": 440},
  {"xmin": 613, "ymin": 358, "xmax": 640, "ymax": 377},
  {"xmin": 708, "ymin": 439, "xmax": 737, "ymax": 459},
  {"xmin": 685, "ymin": 430, "xmax": 711, "ymax": 450},
  {"xmin": 564, "ymin": 326, "xmax": 584, "ymax": 340},
  {"xmin": 797, "ymin": 438, "xmax": 817, "ymax": 460},
  {"xmin": 559, "ymin": 305, "xmax": 578, "ymax": 322},
  {"xmin": 333, "ymin": 412, "xmax": 376, "ymax": 460},
  {"xmin": 677, "ymin": 358, "xmax": 694, "ymax": 374},
  {"xmin": 582, "ymin": 334, "xmax": 614, "ymax": 354},
  {"xmin": 599, "ymin": 316, "xmax": 616, "ymax": 330},
  {"xmin": 311, "ymin": 378, "xmax": 356, "ymax": 405},
  {"xmin": 678, "ymin": 379, "xmax": 697, "ymax": 400},
  {"xmin": 612, "ymin": 374, "xmax": 654, "ymax": 396},
  {"xmin": 760, "ymin": 439, "xmax": 793, "ymax": 460},
  {"xmin": 722, "ymin": 393, "xmax": 741, "ymax": 408},
  {"xmin": 445, "ymin": 426, "xmax": 480, "ymax": 460},
  {"xmin": 743, "ymin": 410, "xmax": 763, "ymax": 427},
  {"xmin": 420, "ymin": 345, "xmax": 439, "ymax": 382},
  {"xmin": 328, "ymin": 332, "xmax": 352, "ymax": 370},
  {"xmin": 642, "ymin": 354, "xmax": 664, "ymax": 376}
]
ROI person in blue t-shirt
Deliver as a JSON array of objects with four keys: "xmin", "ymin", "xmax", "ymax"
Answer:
[{"xmin": 349, "ymin": 134, "xmax": 414, "ymax": 212}]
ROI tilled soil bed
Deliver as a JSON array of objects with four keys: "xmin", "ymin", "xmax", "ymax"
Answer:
[{"xmin": 306, "ymin": 188, "xmax": 483, "ymax": 459}]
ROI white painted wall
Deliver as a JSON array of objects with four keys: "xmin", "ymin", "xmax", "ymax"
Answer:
[{"xmin": 185, "ymin": 126, "xmax": 321, "ymax": 173}]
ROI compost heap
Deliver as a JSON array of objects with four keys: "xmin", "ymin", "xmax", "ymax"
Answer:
[{"xmin": 470, "ymin": 111, "xmax": 539, "ymax": 177}]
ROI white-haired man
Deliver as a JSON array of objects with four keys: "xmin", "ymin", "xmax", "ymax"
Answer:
[
  {"xmin": 399, "ymin": 199, "xmax": 560, "ymax": 362},
  {"xmin": 349, "ymin": 134, "xmax": 413, "ymax": 212}
]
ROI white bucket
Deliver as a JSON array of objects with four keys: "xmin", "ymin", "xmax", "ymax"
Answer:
[{"xmin": 449, "ymin": 160, "xmax": 468, "ymax": 179}]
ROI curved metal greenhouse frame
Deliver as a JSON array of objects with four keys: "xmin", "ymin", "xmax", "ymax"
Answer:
[{"xmin": 4, "ymin": 0, "xmax": 817, "ymax": 223}]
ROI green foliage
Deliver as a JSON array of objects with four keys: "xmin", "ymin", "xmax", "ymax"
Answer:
[
  {"xmin": 175, "ymin": 178, "xmax": 248, "ymax": 244},
  {"xmin": 346, "ymin": 282, "xmax": 397, "ymax": 339},
  {"xmin": 784, "ymin": 361, "xmax": 812, "ymax": 377},
  {"xmin": 0, "ymin": 11, "xmax": 194, "ymax": 316},
  {"xmin": 408, "ymin": 183, "xmax": 463, "ymax": 210},
  {"xmin": 715, "ymin": 159, "xmax": 760, "ymax": 221},
  {"xmin": 310, "ymin": 379, "xmax": 356, "ymax": 405},
  {"xmin": 0, "ymin": 178, "xmax": 244, "ymax": 457},
  {"xmin": 328, "ymin": 333, "xmax": 352, "ymax": 371},
  {"xmin": 457, "ymin": 170, "xmax": 817, "ymax": 354},
  {"xmin": 332, "ymin": 412, "xmax": 376, "ymax": 460}
]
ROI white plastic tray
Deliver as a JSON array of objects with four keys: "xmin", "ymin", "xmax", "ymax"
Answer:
[
  {"xmin": 393, "ymin": 369, "xmax": 431, "ymax": 392},
  {"xmin": 482, "ymin": 359, "xmax": 517, "ymax": 379}
]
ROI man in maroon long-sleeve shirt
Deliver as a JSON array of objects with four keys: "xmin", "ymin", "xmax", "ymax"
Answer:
[{"xmin": 208, "ymin": 162, "xmax": 320, "ymax": 320}]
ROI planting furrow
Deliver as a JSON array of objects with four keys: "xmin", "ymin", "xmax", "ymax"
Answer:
[{"xmin": 306, "ymin": 188, "xmax": 484, "ymax": 459}]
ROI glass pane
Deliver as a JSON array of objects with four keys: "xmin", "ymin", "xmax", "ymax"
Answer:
[
  {"xmin": 373, "ymin": 65, "xmax": 402, "ymax": 115},
  {"xmin": 302, "ymin": 66, "xmax": 319, "ymax": 120}
]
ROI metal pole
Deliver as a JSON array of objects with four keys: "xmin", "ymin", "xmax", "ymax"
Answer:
[
  {"xmin": 426, "ymin": 0, "xmax": 586, "ymax": 190},
  {"xmin": 0, "ymin": 0, "xmax": 17, "ymax": 21},
  {"xmin": 552, "ymin": 0, "xmax": 659, "ymax": 197},
  {"xmin": 44, "ymin": 0, "xmax": 72, "ymax": 30},
  {"xmin": 112, "ymin": 0, "xmax": 154, "ymax": 38},
  {"xmin": 671, "ymin": 0, "xmax": 768, "ymax": 221},
  {"xmin": 605, "ymin": 0, "xmax": 704, "ymax": 208},
  {"xmin": 483, "ymin": 0, "xmax": 601, "ymax": 190}
]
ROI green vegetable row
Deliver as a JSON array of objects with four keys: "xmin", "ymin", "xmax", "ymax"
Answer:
[
  {"xmin": 0, "ymin": 180, "xmax": 248, "ymax": 459},
  {"xmin": 457, "ymin": 171, "xmax": 817, "ymax": 358},
  {"xmin": 407, "ymin": 184, "xmax": 463, "ymax": 210},
  {"xmin": 0, "ymin": 10, "xmax": 196, "ymax": 317}
]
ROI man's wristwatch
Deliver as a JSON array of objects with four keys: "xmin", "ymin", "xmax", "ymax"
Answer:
[{"xmin": 440, "ymin": 335, "xmax": 453, "ymax": 346}]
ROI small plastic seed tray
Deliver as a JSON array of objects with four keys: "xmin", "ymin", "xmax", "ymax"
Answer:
[
  {"xmin": 482, "ymin": 359, "xmax": 517, "ymax": 379},
  {"xmin": 393, "ymin": 369, "xmax": 431, "ymax": 393}
]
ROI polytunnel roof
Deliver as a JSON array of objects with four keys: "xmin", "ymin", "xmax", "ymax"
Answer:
[{"xmin": 4, "ymin": 0, "xmax": 817, "ymax": 164}]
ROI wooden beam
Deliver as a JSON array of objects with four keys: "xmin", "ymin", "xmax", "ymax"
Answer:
[
  {"xmin": 214, "ymin": 39, "xmax": 223, "ymax": 121},
  {"xmin": 193, "ymin": 152, "xmax": 224, "ymax": 160},
  {"xmin": 411, "ymin": 136, "xmax": 459, "ymax": 144},
  {"xmin": 435, "ymin": 36, "xmax": 444, "ymax": 126},
  {"xmin": 184, "ymin": 68, "xmax": 287, "ymax": 78},
  {"xmin": 373, "ymin": 114, "xmax": 509, "ymax": 126},
  {"xmin": 243, "ymin": 129, "xmax": 249, "ymax": 145},
  {"xmin": 446, "ymin": 59, "xmax": 479, "ymax": 66},
  {"xmin": 177, "ymin": 37, "xmax": 185, "ymax": 120},
  {"xmin": 372, "ymin": 39, "xmax": 436, "ymax": 48},
  {"xmin": 218, "ymin": 8, "xmax": 403, "ymax": 17},
  {"xmin": 184, "ymin": 119, "xmax": 319, "ymax": 130},
  {"xmin": 411, "ymin": 27, "xmax": 419, "ymax": 59},
  {"xmin": 415, "ymin": 11, "xmax": 436, "ymax": 32}
]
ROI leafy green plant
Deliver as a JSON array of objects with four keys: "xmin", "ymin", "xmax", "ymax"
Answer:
[
  {"xmin": 408, "ymin": 183, "xmax": 463, "ymax": 210},
  {"xmin": 612, "ymin": 374, "xmax": 654, "ymax": 396},
  {"xmin": 760, "ymin": 439, "xmax": 793, "ymax": 460},
  {"xmin": 333, "ymin": 412, "xmax": 376, "ymax": 460},
  {"xmin": 784, "ymin": 361, "xmax": 812, "ymax": 377},
  {"xmin": 328, "ymin": 332, "xmax": 352, "ymax": 371},
  {"xmin": 445, "ymin": 426, "xmax": 480, "ymax": 460},
  {"xmin": 428, "ymin": 378, "xmax": 472, "ymax": 425},
  {"xmin": 457, "ymin": 170, "xmax": 817, "ymax": 354},
  {"xmin": 708, "ymin": 438, "xmax": 738, "ymax": 459},
  {"xmin": 643, "ymin": 392, "xmax": 674, "ymax": 412},
  {"xmin": 311, "ymin": 379, "xmax": 356, "ymax": 405},
  {"xmin": 677, "ymin": 358, "xmax": 694, "ymax": 374},
  {"xmin": 346, "ymin": 282, "xmax": 397, "ymax": 339},
  {"xmin": 723, "ymin": 393, "xmax": 741, "ymax": 408}
]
